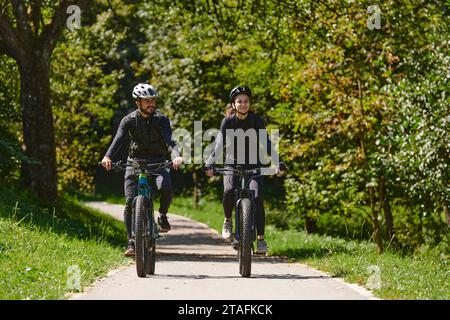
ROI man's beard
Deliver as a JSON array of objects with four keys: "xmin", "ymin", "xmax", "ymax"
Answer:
[{"xmin": 139, "ymin": 106, "xmax": 154, "ymax": 115}]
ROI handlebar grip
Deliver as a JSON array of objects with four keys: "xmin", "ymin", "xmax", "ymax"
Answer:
[
  {"xmin": 98, "ymin": 162, "xmax": 103, "ymax": 167},
  {"xmin": 207, "ymin": 167, "xmax": 218, "ymax": 176}
]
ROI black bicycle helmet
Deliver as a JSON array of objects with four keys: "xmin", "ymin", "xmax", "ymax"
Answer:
[{"xmin": 229, "ymin": 86, "xmax": 252, "ymax": 103}]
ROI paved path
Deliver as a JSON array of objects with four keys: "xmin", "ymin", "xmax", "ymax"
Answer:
[{"xmin": 72, "ymin": 201, "xmax": 377, "ymax": 300}]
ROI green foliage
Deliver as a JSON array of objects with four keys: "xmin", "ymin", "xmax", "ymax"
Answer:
[
  {"xmin": 385, "ymin": 36, "xmax": 449, "ymax": 212},
  {"xmin": 0, "ymin": 55, "xmax": 22, "ymax": 181},
  {"xmin": 268, "ymin": 0, "xmax": 449, "ymax": 251},
  {"xmin": 51, "ymin": 14, "xmax": 124, "ymax": 192}
]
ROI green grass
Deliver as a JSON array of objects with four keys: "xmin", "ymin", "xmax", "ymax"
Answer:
[
  {"xmin": 170, "ymin": 196, "xmax": 225, "ymax": 234},
  {"xmin": 266, "ymin": 227, "xmax": 449, "ymax": 300},
  {"xmin": 71, "ymin": 189, "xmax": 124, "ymax": 206},
  {"xmin": 0, "ymin": 185, "xmax": 129, "ymax": 299},
  {"xmin": 162, "ymin": 195, "xmax": 450, "ymax": 300}
]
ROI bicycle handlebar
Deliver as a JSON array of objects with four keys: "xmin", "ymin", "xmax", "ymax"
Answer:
[
  {"xmin": 212, "ymin": 166, "xmax": 285, "ymax": 177},
  {"xmin": 98, "ymin": 160, "xmax": 173, "ymax": 174}
]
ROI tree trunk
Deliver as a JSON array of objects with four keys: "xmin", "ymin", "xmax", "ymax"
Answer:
[
  {"xmin": 304, "ymin": 215, "xmax": 316, "ymax": 234},
  {"xmin": 369, "ymin": 186, "xmax": 383, "ymax": 253},
  {"xmin": 356, "ymin": 80, "xmax": 382, "ymax": 253},
  {"xmin": 445, "ymin": 204, "xmax": 450, "ymax": 227},
  {"xmin": 192, "ymin": 170, "xmax": 199, "ymax": 207},
  {"xmin": 372, "ymin": 211, "xmax": 383, "ymax": 253},
  {"xmin": 18, "ymin": 54, "xmax": 57, "ymax": 203},
  {"xmin": 379, "ymin": 175, "xmax": 395, "ymax": 243}
]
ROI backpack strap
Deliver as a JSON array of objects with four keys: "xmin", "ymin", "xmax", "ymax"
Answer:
[{"xmin": 128, "ymin": 110, "xmax": 138, "ymax": 138}]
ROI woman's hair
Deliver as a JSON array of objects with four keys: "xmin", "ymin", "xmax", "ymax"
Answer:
[{"xmin": 224, "ymin": 103, "xmax": 235, "ymax": 118}]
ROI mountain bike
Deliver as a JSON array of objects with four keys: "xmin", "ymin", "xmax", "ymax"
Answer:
[
  {"xmin": 99, "ymin": 159, "xmax": 173, "ymax": 277},
  {"xmin": 212, "ymin": 165, "xmax": 282, "ymax": 277}
]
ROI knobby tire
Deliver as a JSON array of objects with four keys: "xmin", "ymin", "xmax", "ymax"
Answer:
[
  {"xmin": 135, "ymin": 195, "xmax": 148, "ymax": 277},
  {"xmin": 239, "ymin": 198, "xmax": 252, "ymax": 277}
]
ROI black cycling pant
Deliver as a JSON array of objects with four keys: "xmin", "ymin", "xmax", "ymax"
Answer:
[
  {"xmin": 123, "ymin": 166, "xmax": 173, "ymax": 239},
  {"xmin": 222, "ymin": 173, "xmax": 265, "ymax": 236}
]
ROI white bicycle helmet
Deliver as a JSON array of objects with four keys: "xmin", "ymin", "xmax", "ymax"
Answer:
[{"xmin": 132, "ymin": 83, "xmax": 159, "ymax": 99}]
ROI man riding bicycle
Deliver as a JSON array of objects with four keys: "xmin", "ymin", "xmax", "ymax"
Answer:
[{"xmin": 101, "ymin": 83, "xmax": 183, "ymax": 256}]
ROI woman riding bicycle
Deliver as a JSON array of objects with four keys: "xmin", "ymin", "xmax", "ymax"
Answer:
[
  {"xmin": 205, "ymin": 86, "xmax": 283, "ymax": 255},
  {"xmin": 101, "ymin": 83, "xmax": 183, "ymax": 256}
]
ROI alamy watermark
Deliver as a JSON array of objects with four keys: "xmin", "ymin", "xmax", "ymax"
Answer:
[
  {"xmin": 367, "ymin": 5, "xmax": 381, "ymax": 30},
  {"xmin": 171, "ymin": 121, "xmax": 280, "ymax": 167},
  {"xmin": 66, "ymin": 264, "xmax": 81, "ymax": 292},
  {"xmin": 66, "ymin": 5, "xmax": 81, "ymax": 32},
  {"xmin": 366, "ymin": 265, "xmax": 382, "ymax": 290}
]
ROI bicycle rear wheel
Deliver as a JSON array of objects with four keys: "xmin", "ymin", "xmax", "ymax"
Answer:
[
  {"xmin": 135, "ymin": 195, "xmax": 148, "ymax": 278},
  {"xmin": 239, "ymin": 198, "xmax": 252, "ymax": 277}
]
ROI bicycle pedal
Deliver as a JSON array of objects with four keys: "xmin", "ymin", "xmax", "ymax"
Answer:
[{"xmin": 253, "ymin": 251, "xmax": 267, "ymax": 256}]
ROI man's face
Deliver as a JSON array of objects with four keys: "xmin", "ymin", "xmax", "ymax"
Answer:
[{"xmin": 137, "ymin": 98, "xmax": 156, "ymax": 115}]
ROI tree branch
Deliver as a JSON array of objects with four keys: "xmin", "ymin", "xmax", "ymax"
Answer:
[
  {"xmin": 30, "ymin": 0, "xmax": 43, "ymax": 37},
  {"xmin": 11, "ymin": 0, "xmax": 33, "ymax": 41},
  {"xmin": 0, "ymin": 11, "xmax": 22, "ymax": 61},
  {"xmin": 0, "ymin": 2, "xmax": 9, "ymax": 17},
  {"xmin": 107, "ymin": 0, "xmax": 119, "ymax": 19}
]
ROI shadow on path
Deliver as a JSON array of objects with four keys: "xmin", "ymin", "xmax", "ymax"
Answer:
[{"xmin": 144, "ymin": 273, "xmax": 332, "ymax": 281}]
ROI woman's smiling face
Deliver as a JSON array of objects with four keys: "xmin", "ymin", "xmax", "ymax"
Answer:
[{"xmin": 233, "ymin": 94, "xmax": 250, "ymax": 114}]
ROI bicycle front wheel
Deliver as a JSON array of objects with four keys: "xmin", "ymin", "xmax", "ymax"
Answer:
[
  {"xmin": 239, "ymin": 198, "xmax": 252, "ymax": 277},
  {"xmin": 135, "ymin": 195, "xmax": 148, "ymax": 278},
  {"xmin": 146, "ymin": 241, "xmax": 156, "ymax": 275},
  {"xmin": 145, "ymin": 208, "xmax": 156, "ymax": 275}
]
